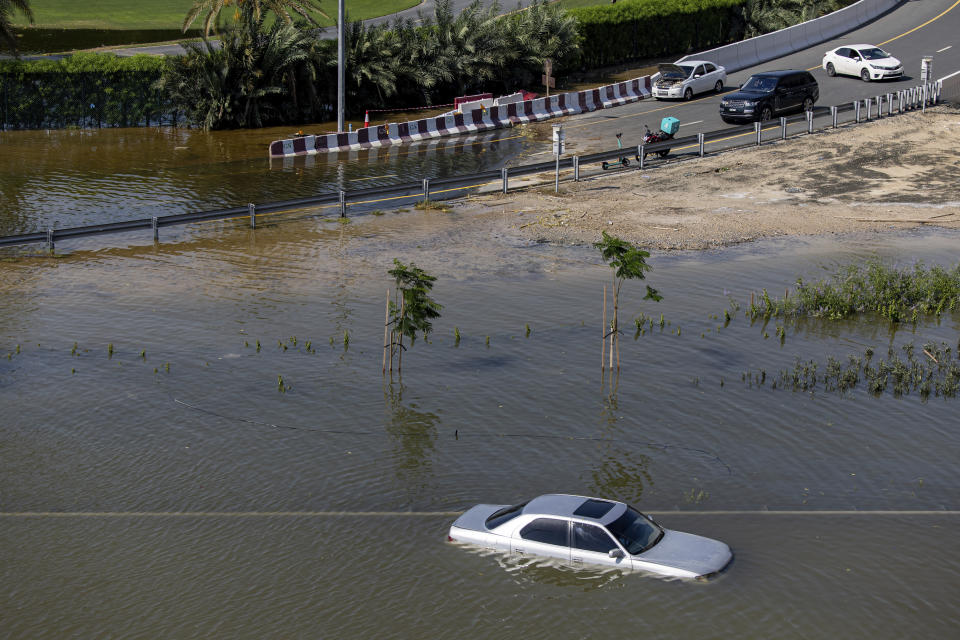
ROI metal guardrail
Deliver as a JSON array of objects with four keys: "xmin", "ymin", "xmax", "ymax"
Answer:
[{"xmin": 0, "ymin": 82, "xmax": 945, "ymax": 250}]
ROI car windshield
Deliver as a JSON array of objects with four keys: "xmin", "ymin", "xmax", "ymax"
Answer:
[
  {"xmin": 680, "ymin": 65, "xmax": 696, "ymax": 77},
  {"xmin": 858, "ymin": 47, "xmax": 890, "ymax": 60},
  {"xmin": 741, "ymin": 76, "xmax": 778, "ymax": 92},
  {"xmin": 605, "ymin": 507, "xmax": 663, "ymax": 555},
  {"xmin": 485, "ymin": 501, "xmax": 528, "ymax": 530}
]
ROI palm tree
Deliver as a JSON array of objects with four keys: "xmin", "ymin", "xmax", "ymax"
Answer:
[
  {"xmin": 183, "ymin": 0, "xmax": 331, "ymax": 36},
  {"xmin": 0, "ymin": 0, "xmax": 33, "ymax": 56},
  {"xmin": 161, "ymin": 11, "xmax": 318, "ymax": 128}
]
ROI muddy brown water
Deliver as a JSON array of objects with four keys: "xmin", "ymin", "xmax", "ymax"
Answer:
[{"xmin": 1, "ymin": 128, "xmax": 959, "ymax": 637}]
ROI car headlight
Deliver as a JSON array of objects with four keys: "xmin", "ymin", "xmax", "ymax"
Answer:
[{"xmin": 869, "ymin": 64, "xmax": 881, "ymax": 69}]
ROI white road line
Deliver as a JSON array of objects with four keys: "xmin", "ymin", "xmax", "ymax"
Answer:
[
  {"xmin": 937, "ymin": 45, "xmax": 953, "ymax": 52},
  {"xmin": 0, "ymin": 510, "xmax": 957, "ymax": 518},
  {"xmin": 683, "ymin": 120, "xmax": 704, "ymax": 126}
]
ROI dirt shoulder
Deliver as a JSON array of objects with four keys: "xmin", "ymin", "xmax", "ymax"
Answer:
[{"xmin": 462, "ymin": 106, "xmax": 960, "ymax": 250}]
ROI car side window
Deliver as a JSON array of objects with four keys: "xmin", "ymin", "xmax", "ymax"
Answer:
[
  {"xmin": 836, "ymin": 47, "xmax": 850, "ymax": 58},
  {"xmin": 805, "ymin": 72, "xmax": 816, "ymax": 85},
  {"xmin": 704, "ymin": 63, "xmax": 716, "ymax": 73},
  {"xmin": 520, "ymin": 518, "xmax": 569, "ymax": 546},
  {"xmin": 572, "ymin": 522, "xmax": 618, "ymax": 553},
  {"xmin": 694, "ymin": 65, "xmax": 706, "ymax": 77}
]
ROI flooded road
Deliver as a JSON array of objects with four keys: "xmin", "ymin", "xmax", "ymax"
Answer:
[
  {"xmin": 0, "ymin": 125, "xmax": 532, "ymax": 237},
  {"xmin": 1, "ymin": 199, "xmax": 958, "ymax": 637}
]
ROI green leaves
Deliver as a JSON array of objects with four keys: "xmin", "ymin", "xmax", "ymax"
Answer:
[
  {"xmin": 593, "ymin": 231, "xmax": 656, "ymax": 288},
  {"xmin": 388, "ymin": 258, "xmax": 442, "ymax": 346}
]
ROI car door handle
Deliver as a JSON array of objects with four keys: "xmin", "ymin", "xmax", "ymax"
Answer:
[{"xmin": 572, "ymin": 556, "xmax": 583, "ymax": 563}]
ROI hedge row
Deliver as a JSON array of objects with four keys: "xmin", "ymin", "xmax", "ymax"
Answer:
[
  {"xmin": 0, "ymin": 53, "xmax": 171, "ymax": 129},
  {"xmin": 570, "ymin": 0, "xmax": 746, "ymax": 68}
]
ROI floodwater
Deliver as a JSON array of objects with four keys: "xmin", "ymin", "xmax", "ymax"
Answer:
[
  {"xmin": 0, "ymin": 124, "xmax": 531, "ymax": 237},
  {"xmin": 2, "ymin": 129, "xmax": 959, "ymax": 637}
]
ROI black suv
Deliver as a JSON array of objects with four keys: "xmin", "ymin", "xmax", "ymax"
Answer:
[{"xmin": 719, "ymin": 70, "xmax": 819, "ymax": 123}]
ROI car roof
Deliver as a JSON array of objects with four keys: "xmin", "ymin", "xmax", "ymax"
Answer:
[
  {"xmin": 748, "ymin": 69, "xmax": 807, "ymax": 77},
  {"xmin": 676, "ymin": 60, "xmax": 714, "ymax": 66},
  {"xmin": 523, "ymin": 494, "xmax": 627, "ymax": 525},
  {"xmin": 841, "ymin": 44, "xmax": 878, "ymax": 49}
]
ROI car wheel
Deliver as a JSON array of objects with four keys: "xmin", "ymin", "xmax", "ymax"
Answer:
[
  {"xmin": 861, "ymin": 68, "xmax": 871, "ymax": 82},
  {"xmin": 622, "ymin": 157, "xmax": 631, "ymax": 167},
  {"xmin": 658, "ymin": 150, "xmax": 669, "ymax": 158},
  {"xmin": 826, "ymin": 62, "xmax": 836, "ymax": 77},
  {"xmin": 760, "ymin": 105, "xmax": 773, "ymax": 122},
  {"xmin": 714, "ymin": 79, "xmax": 723, "ymax": 93},
  {"xmin": 802, "ymin": 97, "xmax": 814, "ymax": 112},
  {"xmin": 602, "ymin": 161, "xmax": 608, "ymax": 170},
  {"xmin": 684, "ymin": 87, "xmax": 693, "ymax": 101}
]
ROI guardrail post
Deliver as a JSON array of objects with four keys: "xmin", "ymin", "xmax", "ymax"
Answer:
[
  {"xmin": 339, "ymin": 190, "xmax": 346, "ymax": 217},
  {"xmin": 754, "ymin": 121, "xmax": 761, "ymax": 146},
  {"xmin": 865, "ymin": 97, "xmax": 872, "ymax": 120},
  {"xmin": 876, "ymin": 95, "xmax": 883, "ymax": 118},
  {"xmin": 573, "ymin": 156, "xmax": 580, "ymax": 182},
  {"xmin": 922, "ymin": 85, "xmax": 927, "ymax": 113},
  {"xmin": 637, "ymin": 145, "xmax": 644, "ymax": 170},
  {"xmin": 779, "ymin": 117, "xmax": 787, "ymax": 139},
  {"xmin": 854, "ymin": 100, "xmax": 861, "ymax": 123},
  {"xmin": 152, "ymin": 216, "xmax": 159, "ymax": 242},
  {"xmin": 698, "ymin": 132, "xmax": 705, "ymax": 157},
  {"xmin": 46, "ymin": 228, "xmax": 54, "ymax": 253},
  {"xmin": 806, "ymin": 110, "xmax": 813, "ymax": 134},
  {"xmin": 248, "ymin": 203, "xmax": 256, "ymax": 229},
  {"xmin": 831, "ymin": 105, "xmax": 838, "ymax": 128},
  {"xmin": 502, "ymin": 167, "xmax": 509, "ymax": 192},
  {"xmin": 886, "ymin": 93, "xmax": 893, "ymax": 116},
  {"xmin": 422, "ymin": 178, "xmax": 430, "ymax": 202}
]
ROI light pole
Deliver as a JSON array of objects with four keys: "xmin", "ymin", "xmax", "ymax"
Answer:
[{"xmin": 337, "ymin": 0, "xmax": 345, "ymax": 133}]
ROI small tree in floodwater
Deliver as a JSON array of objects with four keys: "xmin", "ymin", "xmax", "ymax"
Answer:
[
  {"xmin": 594, "ymin": 232, "xmax": 661, "ymax": 370},
  {"xmin": 384, "ymin": 259, "xmax": 442, "ymax": 373}
]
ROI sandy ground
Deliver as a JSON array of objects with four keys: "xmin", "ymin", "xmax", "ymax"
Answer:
[{"xmin": 460, "ymin": 105, "xmax": 960, "ymax": 250}]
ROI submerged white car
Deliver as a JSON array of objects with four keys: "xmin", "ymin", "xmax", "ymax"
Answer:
[
  {"xmin": 652, "ymin": 61, "xmax": 726, "ymax": 100},
  {"xmin": 448, "ymin": 494, "xmax": 732, "ymax": 579},
  {"xmin": 822, "ymin": 45, "xmax": 903, "ymax": 81}
]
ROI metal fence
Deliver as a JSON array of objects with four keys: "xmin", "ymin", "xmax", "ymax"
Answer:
[
  {"xmin": 0, "ymin": 80, "xmax": 946, "ymax": 251},
  {"xmin": 0, "ymin": 71, "xmax": 174, "ymax": 130}
]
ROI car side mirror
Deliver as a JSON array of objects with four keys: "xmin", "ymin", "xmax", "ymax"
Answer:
[
  {"xmin": 854, "ymin": 56, "xmax": 861, "ymax": 62},
  {"xmin": 608, "ymin": 548, "xmax": 624, "ymax": 559},
  {"xmin": 694, "ymin": 74, "xmax": 701, "ymax": 78}
]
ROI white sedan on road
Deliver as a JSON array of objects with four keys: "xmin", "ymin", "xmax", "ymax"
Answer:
[
  {"xmin": 822, "ymin": 45, "xmax": 903, "ymax": 81},
  {"xmin": 449, "ymin": 494, "xmax": 733, "ymax": 579},
  {"xmin": 652, "ymin": 60, "xmax": 727, "ymax": 100}
]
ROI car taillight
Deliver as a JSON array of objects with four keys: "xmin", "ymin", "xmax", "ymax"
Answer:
[{"xmin": 447, "ymin": 535, "xmax": 454, "ymax": 542}]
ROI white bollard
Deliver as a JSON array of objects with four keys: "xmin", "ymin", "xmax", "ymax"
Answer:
[
  {"xmin": 780, "ymin": 117, "xmax": 787, "ymax": 139},
  {"xmin": 248, "ymin": 203, "xmax": 256, "ymax": 229}
]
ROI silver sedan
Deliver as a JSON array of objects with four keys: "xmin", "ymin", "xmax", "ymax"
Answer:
[{"xmin": 448, "ymin": 494, "xmax": 732, "ymax": 579}]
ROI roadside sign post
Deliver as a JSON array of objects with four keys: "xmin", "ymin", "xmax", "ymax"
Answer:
[
  {"xmin": 921, "ymin": 56, "xmax": 933, "ymax": 84},
  {"xmin": 552, "ymin": 124, "xmax": 564, "ymax": 193},
  {"xmin": 542, "ymin": 59, "xmax": 555, "ymax": 97}
]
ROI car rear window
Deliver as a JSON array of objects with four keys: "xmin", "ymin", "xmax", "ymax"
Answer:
[
  {"xmin": 572, "ymin": 498, "xmax": 615, "ymax": 519},
  {"xmin": 485, "ymin": 501, "xmax": 528, "ymax": 530},
  {"xmin": 520, "ymin": 518, "xmax": 569, "ymax": 546}
]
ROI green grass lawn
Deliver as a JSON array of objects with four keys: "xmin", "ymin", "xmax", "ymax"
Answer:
[{"xmin": 14, "ymin": 0, "xmax": 421, "ymax": 30}]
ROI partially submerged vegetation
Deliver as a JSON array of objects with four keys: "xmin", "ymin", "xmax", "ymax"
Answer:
[
  {"xmin": 766, "ymin": 342, "xmax": 960, "ymax": 399},
  {"xmin": 746, "ymin": 260, "xmax": 960, "ymax": 324}
]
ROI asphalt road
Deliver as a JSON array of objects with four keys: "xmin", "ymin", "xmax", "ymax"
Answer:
[{"xmin": 544, "ymin": 0, "xmax": 960, "ymax": 162}]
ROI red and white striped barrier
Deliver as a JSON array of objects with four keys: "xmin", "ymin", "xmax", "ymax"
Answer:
[{"xmin": 269, "ymin": 75, "xmax": 651, "ymax": 157}]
